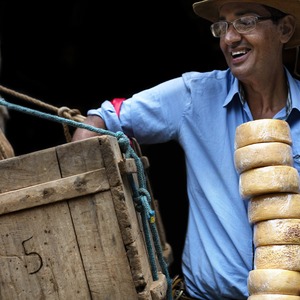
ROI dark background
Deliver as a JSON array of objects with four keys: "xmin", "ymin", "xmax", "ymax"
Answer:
[{"xmin": 0, "ymin": 0, "xmax": 227, "ymax": 276}]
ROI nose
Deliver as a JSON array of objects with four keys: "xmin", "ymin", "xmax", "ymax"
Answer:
[{"xmin": 223, "ymin": 24, "xmax": 242, "ymax": 45}]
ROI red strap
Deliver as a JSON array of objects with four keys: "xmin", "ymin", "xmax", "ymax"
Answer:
[
  {"xmin": 110, "ymin": 97, "xmax": 133, "ymax": 145},
  {"xmin": 111, "ymin": 98, "xmax": 126, "ymax": 117}
]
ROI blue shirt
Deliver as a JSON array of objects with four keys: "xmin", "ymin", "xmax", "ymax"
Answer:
[{"xmin": 88, "ymin": 68, "xmax": 300, "ymax": 300}]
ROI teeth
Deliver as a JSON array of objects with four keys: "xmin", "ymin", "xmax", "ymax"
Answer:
[{"xmin": 232, "ymin": 50, "xmax": 247, "ymax": 56}]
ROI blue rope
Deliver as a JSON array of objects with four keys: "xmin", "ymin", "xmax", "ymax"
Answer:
[{"xmin": 0, "ymin": 97, "xmax": 173, "ymax": 300}]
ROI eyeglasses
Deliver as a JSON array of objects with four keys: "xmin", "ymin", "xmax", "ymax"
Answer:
[{"xmin": 210, "ymin": 16, "xmax": 273, "ymax": 38}]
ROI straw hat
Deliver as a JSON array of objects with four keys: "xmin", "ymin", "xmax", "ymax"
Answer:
[{"xmin": 193, "ymin": 0, "xmax": 300, "ymax": 48}]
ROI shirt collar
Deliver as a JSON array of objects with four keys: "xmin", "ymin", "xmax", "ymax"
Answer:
[
  {"xmin": 223, "ymin": 68, "xmax": 300, "ymax": 119},
  {"xmin": 222, "ymin": 73, "xmax": 240, "ymax": 107},
  {"xmin": 286, "ymin": 67, "xmax": 300, "ymax": 114}
]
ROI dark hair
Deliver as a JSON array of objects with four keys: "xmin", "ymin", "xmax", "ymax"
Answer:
[{"xmin": 263, "ymin": 5, "xmax": 287, "ymax": 23}]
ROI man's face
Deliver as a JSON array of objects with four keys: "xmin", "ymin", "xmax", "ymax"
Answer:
[{"xmin": 218, "ymin": 3, "xmax": 283, "ymax": 81}]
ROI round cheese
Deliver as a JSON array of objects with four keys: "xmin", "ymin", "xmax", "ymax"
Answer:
[
  {"xmin": 240, "ymin": 166, "xmax": 300, "ymax": 199},
  {"xmin": 248, "ymin": 193, "xmax": 300, "ymax": 224},
  {"xmin": 234, "ymin": 142, "xmax": 293, "ymax": 174},
  {"xmin": 253, "ymin": 219, "xmax": 300, "ymax": 247},
  {"xmin": 254, "ymin": 245, "xmax": 300, "ymax": 271},
  {"xmin": 235, "ymin": 119, "xmax": 292, "ymax": 150},
  {"xmin": 248, "ymin": 269, "xmax": 300, "ymax": 295},
  {"xmin": 248, "ymin": 295, "xmax": 300, "ymax": 300}
]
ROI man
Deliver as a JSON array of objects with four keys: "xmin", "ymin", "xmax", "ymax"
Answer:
[{"xmin": 72, "ymin": 0, "xmax": 300, "ymax": 299}]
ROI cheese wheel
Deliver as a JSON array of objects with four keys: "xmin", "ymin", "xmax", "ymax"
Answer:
[
  {"xmin": 235, "ymin": 119, "xmax": 292, "ymax": 149},
  {"xmin": 248, "ymin": 193, "xmax": 300, "ymax": 224},
  {"xmin": 248, "ymin": 295, "xmax": 300, "ymax": 300},
  {"xmin": 239, "ymin": 166, "xmax": 300, "ymax": 199},
  {"xmin": 254, "ymin": 245, "xmax": 300, "ymax": 270},
  {"xmin": 253, "ymin": 219, "xmax": 300, "ymax": 247},
  {"xmin": 234, "ymin": 142, "xmax": 293, "ymax": 174},
  {"xmin": 248, "ymin": 269, "xmax": 300, "ymax": 295}
]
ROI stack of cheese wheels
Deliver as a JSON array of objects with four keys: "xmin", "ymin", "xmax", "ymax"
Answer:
[{"xmin": 234, "ymin": 119, "xmax": 300, "ymax": 299}]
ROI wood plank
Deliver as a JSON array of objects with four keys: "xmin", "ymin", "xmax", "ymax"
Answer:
[
  {"xmin": 0, "ymin": 169, "xmax": 109, "ymax": 216},
  {"xmin": 150, "ymin": 273, "xmax": 167, "ymax": 300},
  {"xmin": 99, "ymin": 135, "xmax": 154, "ymax": 296},
  {"xmin": 0, "ymin": 147, "xmax": 60, "ymax": 193},
  {"xmin": 118, "ymin": 158, "xmax": 138, "ymax": 174},
  {"xmin": 69, "ymin": 190, "xmax": 139, "ymax": 300},
  {"xmin": 0, "ymin": 202, "xmax": 90, "ymax": 299},
  {"xmin": 56, "ymin": 136, "xmax": 105, "ymax": 176},
  {"xmin": 98, "ymin": 135, "xmax": 124, "ymax": 187}
]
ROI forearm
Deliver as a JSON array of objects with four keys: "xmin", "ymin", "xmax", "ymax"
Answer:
[{"xmin": 72, "ymin": 115, "xmax": 106, "ymax": 141}]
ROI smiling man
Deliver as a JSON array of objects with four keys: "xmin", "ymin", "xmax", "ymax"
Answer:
[{"xmin": 72, "ymin": 1, "xmax": 300, "ymax": 299}]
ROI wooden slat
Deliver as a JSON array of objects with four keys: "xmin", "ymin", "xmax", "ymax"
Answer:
[
  {"xmin": 150, "ymin": 273, "xmax": 167, "ymax": 300},
  {"xmin": 0, "ymin": 147, "xmax": 60, "ymax": 193},
  {"xmin": 0, "ymin": 202, "xmax": 91, "ymax": 299},
  {"xmin": 69, "ymin": 190, "xmax": 139, "ymax": 299},
  {"xmin": 56, "ymin": 136, "xmax": 105, "ymax": 177},
  {"xmin": 0, "ymin": 169, "xmax": 109, "ymax": 216},
  {"xmin": 99, "ymin": 136, "xmax": 154, "ymax": 297}
]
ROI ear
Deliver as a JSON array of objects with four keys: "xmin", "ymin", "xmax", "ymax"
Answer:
[{"xmin": 279, "ymin": 15, "xmax": 296, "ymax": 44}]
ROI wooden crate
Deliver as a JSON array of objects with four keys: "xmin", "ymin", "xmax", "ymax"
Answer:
[{"xmin": 0, "ymin": 135, "xmax": 169, "ymax": 300}]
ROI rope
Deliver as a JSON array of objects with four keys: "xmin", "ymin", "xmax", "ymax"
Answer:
[
  {"xmin": 0, "ymin": 97, "xmax": 173, "ymax": 300},
  {"xmin": 0, "ymin": 85, "xmax": 86, "ymax": 142}
]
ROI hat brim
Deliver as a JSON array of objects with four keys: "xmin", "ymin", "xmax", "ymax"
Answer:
[{"xmin": 193, "ymin": 0, "xmax": 300, "ymax": 48}]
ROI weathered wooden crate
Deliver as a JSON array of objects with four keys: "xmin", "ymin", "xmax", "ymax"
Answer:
[{"xmin": 0, "ymin": 135, "xmax": 170, "ymax": 300}]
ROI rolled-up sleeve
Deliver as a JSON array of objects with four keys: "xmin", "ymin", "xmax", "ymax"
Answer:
[{"xmin": 87, "ymin": 77, "xmax": 190, "ymax": 144}]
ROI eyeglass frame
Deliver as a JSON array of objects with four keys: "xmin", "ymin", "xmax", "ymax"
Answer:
[{"xmin": 210, "ymin": 15, "xmax": 275, "ymax": 38}]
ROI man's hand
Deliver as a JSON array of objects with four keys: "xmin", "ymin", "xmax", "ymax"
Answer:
[{"xmin": 72, "ymin": 115, "xmax": 106, "ymax": 141}]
